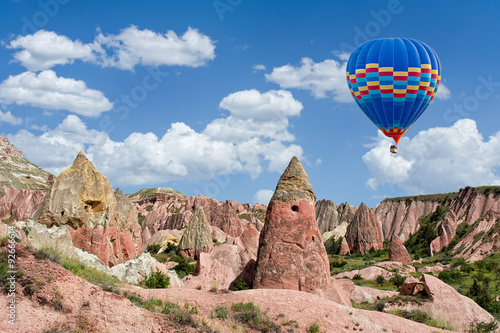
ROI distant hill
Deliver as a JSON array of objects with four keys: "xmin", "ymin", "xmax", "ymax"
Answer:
[{"xmin": 0, "ymin": 136, "xmax": 52, "ymax": 194}]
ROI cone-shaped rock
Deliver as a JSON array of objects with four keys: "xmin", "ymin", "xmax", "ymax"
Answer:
[
  {"xmin": 345, "ymin": 202, "xmax": 384, "ymax": 254},
  {"xmin": 253, "ymin": 156, "xmax": 330, "ymax": 292},
  {"xmin": 388, "ymin": 235, "xmax": 412, "ymax": 265},
  {"xmin": 33, "ymin": 152, "xmax": 142, "ymax": 266},
  {"xmin": 177, "ymin": 206, "xmax": 214, "ymax": 259}
]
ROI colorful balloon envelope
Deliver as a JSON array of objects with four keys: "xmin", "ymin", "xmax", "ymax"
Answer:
[{"xmin": 346, "ymin": 38, "xmax": 441, "ymax": 147}]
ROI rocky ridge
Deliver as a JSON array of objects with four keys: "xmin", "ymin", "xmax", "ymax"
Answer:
[{"xmin": 0, "ymin": 136, "xmax": 52, "ymax": 223}]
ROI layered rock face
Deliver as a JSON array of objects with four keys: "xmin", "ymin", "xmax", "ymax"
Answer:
[
  {"xmin": 388, "ymin": 235, "xmax": 412, "ymax": 265},
  {"xmin": 132, "ymin": 190, "xmax": 265, "ymax": 250},
  {"xmin": 345, "ymin": 203, "xmax": 384, "ymax": 254},
  {"xmin": 33, "ymin": 152, "xmax": 142, "ymax": 266},
  {"xmin": 0, "ymin": 136, "xmax": 52, "ymax": 222},
  {"xmin": 177, "ymin": 206, "xmax": 214, "ymax": 258},
  {"xmin": 253, "ymin": 156, "xmax": 330, "ymax": 292},
  {"xmin": 431, "ymin": 187, "xmax": 500, "ymax": 260},
  {"xmin": 373, "ymin": 199, "xmax": 440, "ymax": 242},
  {"xmin": 315, "ymin": 199, "xmax": 356, "ymax": 235}
]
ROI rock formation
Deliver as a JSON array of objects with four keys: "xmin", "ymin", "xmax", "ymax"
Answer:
[
  {"xmin": 315, "ymin": 199, "xmax": 356, "ymax": 235},
  {"xmin": 132, "ymin": 189, "xmax": 265, "ymax": 248},
  {"xmin": 253, "ymin": 156, "xmax": 330, "ymax": 292},
  {"xmin": 177, "ymin": 206, "xmax": 214, "ymax": 259},
  {"xmin": 400, "ymin": 274, "xmax": 495, "ymax": 331},
  {"xmin": 33, "ymin": 152, "xmax": 142, "ymax": 266},
  {"xmin": 373, "ymin": 198, "xmax": 441, "ymax": 242},
  {"xmin": 339, "ymin": 237, "xmax": 350, "ymax": 255},
  {"xmin": 0, "ymin": 136, "xmax": 52, "ymax": 223},
  {"xmin": 345, "ymin": 203, "xmax": 384, "ymax": 254},
  {"xmin": 430, "ymin": 187, "xmax": 500, "ymax": 260},
  {"xmin": 388, "ymin": 235, "xmax": 412, "ymax": 265}
]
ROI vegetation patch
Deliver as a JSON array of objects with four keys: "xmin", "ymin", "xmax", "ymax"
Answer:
[
  {"xmin": 405, "ymin": 204, "xmax": 449, "ymax": 258},
  {"xmin": 129, "ymin": 187, "xmax": 185, "ymax": 198},
  {"xmin": 144, "ymin": 269, "xmax": 170, "ymax": 289},
  {"xmin": 383, "ymin": 192, "xmax": 458, "ymax": 203}
]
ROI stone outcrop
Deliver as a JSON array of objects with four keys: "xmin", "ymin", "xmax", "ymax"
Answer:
[
  {"xmin": 315, "ymin": 199, "xmax": 356, "ymax": 234},
  {"xmin": 373, "ymin": 199, "xmax": 441, "ymax": 242},
  {"xmin": 400, "ymin": 274, "xmax": 495, "ymax": 331},
  {"xmin": 0, "ymin": 187, "xmax": 46, "ymax": 222},
  {"xmin": 0, "ymin": 136, "xmax": 53, "ymax": 223},
  {"xmin": 133, "ymin": 190, "xmax": 265, "ymax": 248},
  {"xmin": 339, "ymin": 237, "xmax": 350, "ymax": 255},
  {"xmin": 177, "ymin": 206, "xmax": 214, "ymax": 259},
  {"xmin": 351, "ymin": 286, "xmax": 399, "ymax": 304},
  {"xmin": 345, "ymin": 203, "xmax": 384, "ymax": 254},
  {"xmin": 253, "ymin": 156, "xmax": 330, "ymax": 292},
  {"xmin": 321, "ymin": 222, "xmax": 348, "ymax": 242},
  {"xmin": 431, "ymin": 187, "xmax": 500, "ymax": 260},
  {"xmin": 32, "ymin": 152, "xmax": 142, "ymax": 266},
  {"xmin": 388, "ymin": 235, "xmax": 412, "ymax": 265}
]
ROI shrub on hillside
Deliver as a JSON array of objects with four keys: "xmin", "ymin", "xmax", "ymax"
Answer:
[{"xmin": 144, "ymin": 269, "xmax": 170, "ymax": 289}]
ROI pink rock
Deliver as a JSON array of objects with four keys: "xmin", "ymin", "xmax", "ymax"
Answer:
[
  {"xmin": 345, "ymin": 203, "xmax": 384, "ymax": 254},
  {"xmin": 0, "ymin": 187, "xmax": 46, "ymax": 222},
  {"xmin": 253, "ymin": 157, "xmax": 330, "ymax": 292},
  {"xmin": 339, "ymin": 237, "xmax": 350, "ymax": 255},
  {"xmin": 373, "ymin": 199, "xmax": 440, "ymax": 242},
  {"xmin": 235, "ymin": 223, "xmax": 260, "ymax": 256},
  {"xmin": 388, "ymin": 235, "xmax": 412, "ymax": 265}
]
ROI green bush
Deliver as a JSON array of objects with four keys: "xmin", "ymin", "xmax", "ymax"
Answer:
[
  {"xmin": 144, "ymin": 269, "xmax": 170, "ymax": 289},
  {"xmin": 390, "ymin": 272, "xmax": 406, "ymax": 289},
  {"xmin": 233, "ymin": 278, "xmax": 249, "ymax": 291},
  {"xmin": 306, "ymin": 323, "xmax": 320, "ymax": 333},
  {"xmin": 146, "ymin": 244, "xmax": 161, "ymax": 254},
  {"xmin": 396, "ymin": 309, "xmax": 431, "ymax": 323},
  {"xmin": 468, "ymin": 320, "xmax": 499, "ymax": 333},
  {"xmin": 173, "ymin": 256, "xmax": 196, "ymax": 278},
  {"xmin": 324, "ymin": 236, "xmax": 343, "ymax": 255},
  {"xmin": 376, "ymin": 275, "xmax": 385, "ymax": 286},
  {"xmin": 376, "ymin": 300, "xmax": 386, "ymax": 312},
  {"xmin": 330, "ymin": 259, "xmax": 347, "ymax": 269}
]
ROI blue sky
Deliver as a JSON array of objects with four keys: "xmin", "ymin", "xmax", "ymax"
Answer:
[{"xmin": 1, "ymin": 0, "xmax": 500, "ymax": 208}]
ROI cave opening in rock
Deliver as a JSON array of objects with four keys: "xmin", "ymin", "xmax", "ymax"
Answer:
[
  {"xmin": 83, "ymin": 200, "xmax": 103, "ymax": 213},
  {"xmin": 291, "ymin": 205, "xmax": 299, "ymax": 212}
]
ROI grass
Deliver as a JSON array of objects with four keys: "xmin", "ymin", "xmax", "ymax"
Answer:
[
  {"xmin": 382, "ymin": 192, "xmax": 458, "ymax": 203},
  {"xmin": 388, "ymin": 309, "xmax": 452, "ymax": 330},
  {"xmin": 129, "ymin": 187, "xmax": 185, "ymax": 198},
  {"xmin": 229, "ymin": 302, "xmax": 280, "ymax": 331},
  {"xmin": 123, "ymin": 291, "xmax": 199, "ymax": 328},
  {"xmin": 32, "ymin": 247, "xmax": 122, "ymax": 293}
]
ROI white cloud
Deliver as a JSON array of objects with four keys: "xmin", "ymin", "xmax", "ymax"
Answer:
[
  {"xmin": 436, "ymin": 83, "xmax": 451, "ymax": 100},
  {"xmin": 0, "ymin": 109, "xmax": 22, "ymax": 125},
  {"xmin": 5, "ymin": 27, "xmax": 216, "ymax": 72},
  {"xmin": 7, "ymin": 89, "xmax": 303, "ymax": 185},
  {"xmin": 7, "ymin": 30, "xmax": 96, "ymax": 71},
  {"xmin": 253, "ymin": 64, "xmax": 266, "ymax": 71},
  {"xmin": 95, "ymin": 26, "xmax": 216, "ymax": 70},
  {"xmin": 253, "ymin": 189, "xmax": 273, "ymax": 205},
  {"xmin": 363, "ymin": 119, "xmax": 500, "ymax": 194},
  {"xmin": 266, "ymin": 57, "xmax": 352, "ymax": 102},
  {"xmin": 205, "ymin": 89, "xmax": 302, "ymax": 143},
  {"xmin": 0, "ymin": 70, "xmax": 113, "ymax": 117}
]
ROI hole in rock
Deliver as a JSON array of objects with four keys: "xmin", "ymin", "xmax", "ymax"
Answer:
[
  {"xmin": 291, "ymin": 205, "xmax": 299, "ymax": 212},
  {"xmin": 83, "ymin": 200, "xmax": 103, "ymax": 213}
]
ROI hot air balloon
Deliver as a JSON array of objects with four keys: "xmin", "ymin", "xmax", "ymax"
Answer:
[{"xmin": 346, "ymin": 38, "xmax": 441, "ymax": 153}]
